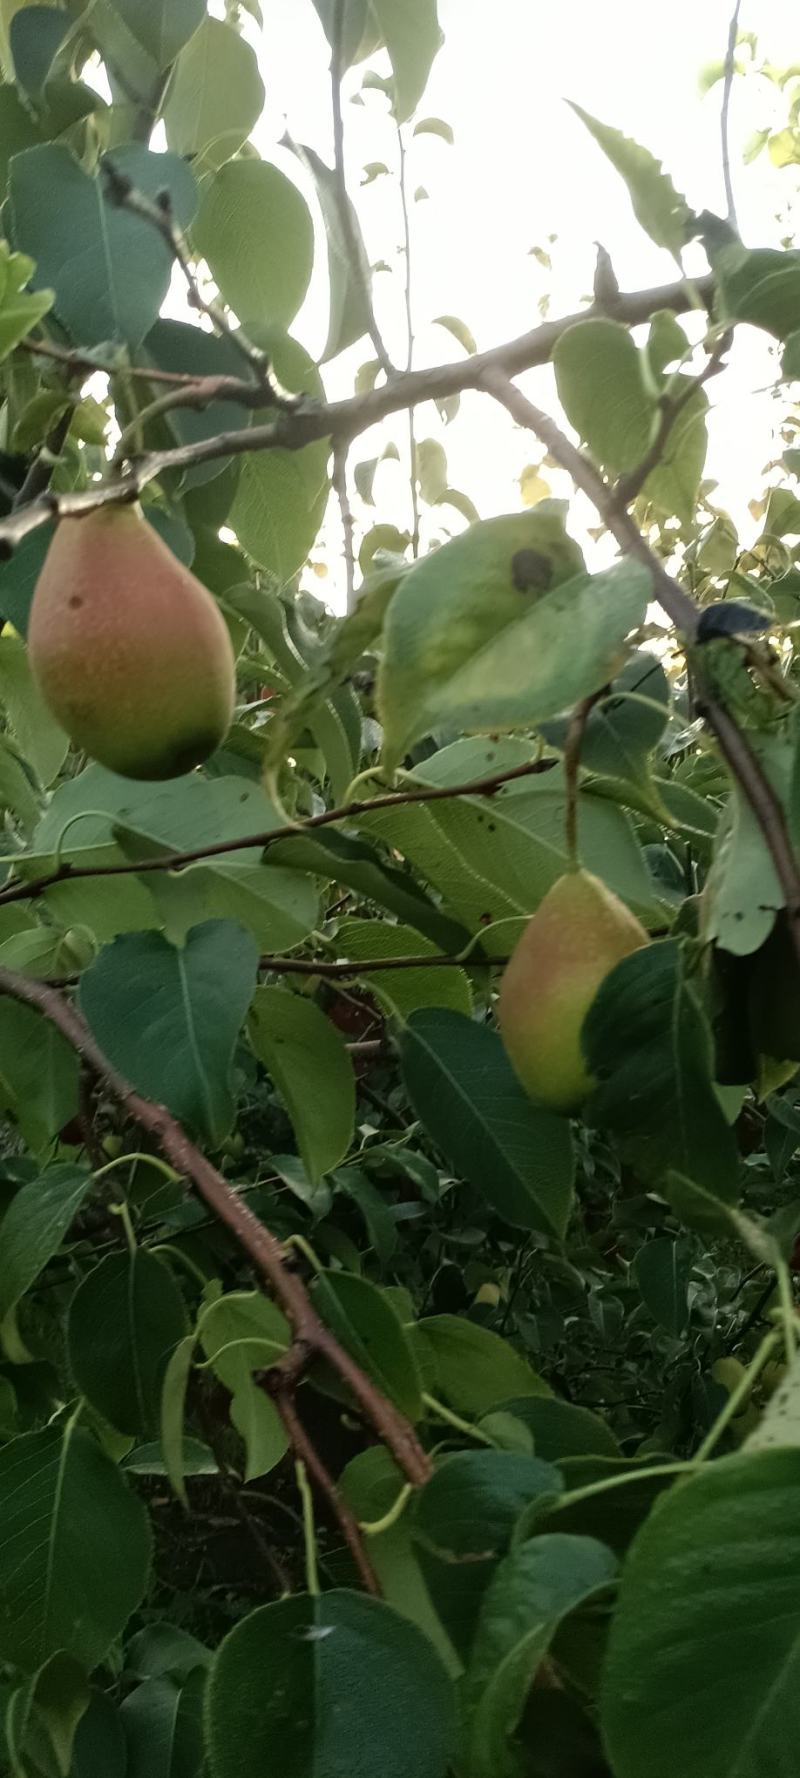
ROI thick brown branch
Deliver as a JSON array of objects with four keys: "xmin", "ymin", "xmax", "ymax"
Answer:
[
  {"xmin": 0, "ymin": 272, "xmax": 714, "ymax": 552},
  {"xmin": 479, "ymin": 366, "xmax": 800, "ymax": 963},
  {"xmin": 0, "ymin": 967, "xmax": 430, "ymax": 1488},
  {"xmin": 0, "ymin": 756, "xmax": 555, "ymax": 909}
]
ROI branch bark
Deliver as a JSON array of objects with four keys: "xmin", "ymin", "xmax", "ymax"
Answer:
[
  {"xmin": 0, "ymin": 966, "xmax": 430, "ymax": 1492},
  {"xmin": 0, "ymin": 272, "xmax": 713, "ymax": 553}
]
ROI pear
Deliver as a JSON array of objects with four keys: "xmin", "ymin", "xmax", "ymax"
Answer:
[
  {"xmin": 498, "ymin": 868, "xmax": 648, "ymax": 1112},
  {"xmin": 28, "ymin": 505, "xmax": 236, "ymax": 780}
]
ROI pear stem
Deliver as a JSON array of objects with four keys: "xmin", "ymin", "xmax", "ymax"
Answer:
[{"xmin": 563, "ymin": 691, "xmax": 605, "ymax": 869}]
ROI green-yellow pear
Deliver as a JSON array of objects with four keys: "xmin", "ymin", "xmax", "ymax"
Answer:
[
  {"xmin": 498, "ymin": 868, "xmax": 648, "ymax": 1113},
  {"xmin": 28, "ymin": 505, "xmax": 236, "ymax": 780}
]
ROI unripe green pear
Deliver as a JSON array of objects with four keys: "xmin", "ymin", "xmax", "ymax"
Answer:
[
  {"xmin": 498, "ymin": 868, "xmax": 648, "ymax": 1113},
  {"xmin": 28, "ymin": 505, "xmax": 236, "ymax": 780}
]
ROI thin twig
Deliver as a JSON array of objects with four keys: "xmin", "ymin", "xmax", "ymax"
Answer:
[
  {"xmin": 21, "ymin": 337, "xmax": 243, "ymax": 388},
  {"xmin": 332, "ymin": 439, "xmax": 356, "ymax": 612},
  {"xmin": 0, "ymin": 966, "xmax": 430, "ymax": 1488},
  {"xmin": 102, "ymin": 163, "xmax": 273, "ymax": 391},
  {"xmin": 0, "ymin": 756, "xmax": 555, "ymax": 909},
  {"xmin": 259, "ymin": 952, "xmax": 497, "ymax": 977},
  {"xmin": 614, "ymin": 329, "xmax": 732, "ymax": 507},
  {"xmin": 397, "ymin": 122, "xmax": 420, "ymax": 557},
  {"xmin": 330, "ymin": 0, "xmax": 394, "ymax": 379},
  {"xmin": 0, "ymin": 271, "xmax": 714, "ymax": 552},
  {"xmin": 721, "ymin": 0, "xmax": 743, "ymax": 229},
  {"xmin": 265, "ymin": 1380, "xmax": 379, "ymax": 1595},
  {"xmin": 112, "ymin": 376, "xmax": 275, "ymax": 464},
  {"xmin": 479, "ymin": 365, "xmax": 800, "ymax": 965}
]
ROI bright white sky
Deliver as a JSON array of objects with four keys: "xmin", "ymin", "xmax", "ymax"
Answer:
[{"xmin": 241, "ymin": 1, "xmax": 800, "ymax": 607}]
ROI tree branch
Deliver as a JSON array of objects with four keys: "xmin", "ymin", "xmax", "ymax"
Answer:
[
  {"xmin": 332, "ymin": 439, "xmax": 356, "ymax": 612},
  {"xmin": 479, "ymin": 366, "xmax": 800, "ymax": 959},
  {"xmin": 264, "ymin": 1378, "xmax": 379, "ymax": 1595},
  {"xmin": 0, "ymin": 272, "xmax": 714, "ymax": 553},
  {"xmin": 0, "ymin": 966, "xmax": 430, "ymax": 1489},
  {"xmin": 330, "ymin": 0, "xmax": 394, "ymax": 380},
  {"xmin": 0, "ymin": 756, "xmax": 556, "ymax": 909},
  {"xmin": 721, "ymin": 0, "xmax": 743, "ymax": 229}
]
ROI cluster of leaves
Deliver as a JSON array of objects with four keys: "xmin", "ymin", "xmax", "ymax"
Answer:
[{"xmin": 1, "ymin": 4, "xmax": 800, "ymax": 1778}]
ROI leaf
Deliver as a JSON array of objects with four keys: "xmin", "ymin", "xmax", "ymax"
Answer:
[
  {"xmin": 164, "ymin": 16, "xmax": 264, "ymax": 171},
  {"xmin": 9, "ymin": 6, "xmax": 68, "ymax": 100},
  {"xmin": 121, "ymin": 1671, "xmax": 206, "ymax": 1778},
  {"xmin": 8, "ymin": 143, "xmax": 197, "ymax": 349},
  {"xmin": 415, "ymin": 117, "xmax": 454, "ymax": 144},
  {"xmin": 68, "ymin": 1250, "xmax": 188, "ymax": 1437},
  {"xmin": 206, "ymin": 1590, "xmax": 456, "ymax": 1778},
  {"xmin": 0, "ymin": 632, "xmax": 67, "ymax": 785},
  {"xmin": 143, "ymin": 319, "xmax": 257, "ymax": 486},
  {"xmin": 414, "ymin": 436, "xmax": 448, "ymax": 504},
  {"xmin": 249, "ymin": 986, "xmax": 355, "ymax": 1183},
  {"xmin": 269, "ymin": 828, "xmax": 468, "ymax": 954},
  {"xmin": 198, "ymin": 1293, "xmax": 290, "ymax": 1482},
  {"xmin": 311, "ymin": 0, "xmax": 372, "ymax": 67},
  {"xmin": 583, "ymin": 939, "xmax": 740, "ymax": 1210},
  {"xmin": 113, "ymin": 0, "xmax": 205, "ymax": 69},
  {"xmin": 6, "ymin": 1652, "xmax": 89, "ymax": 1778},
  {"xmin": 160, "ymin": 1335, "xmax": 197, "ymax": 1505},
  {"xmin": 79, "ymin": 921, "xmax": 259, "ymax": 1145},
  {"xmin": 716, "ymin": 243, "xmax": 800, "ymax": 343},
  {"xmin": 0, "ymin": 1164, "xmax": 93, "ymax": 1321},
  {"xmin": 498, "ymin": 1397, "xmax": 620, "ymax": 1462},
  {"xmin": 72, "ymin": 1692, "xmax": 127, "ymax": 1778},
  {"xmin": 0, "ymin": 84, "xmax": 42, "ymax": 200},
  {"xmin": 337, "ymin": 919, "xmax": 472, "ymax": 1018},
  {"xmin": 645, "ymin": 378, "xmax": 708, "ymax": 524},
  {"xmin": 569, "ymin": 104, "xmax": 691, "ymax": 256},
  {"xmin": 312, "ymin": 1271, "xmax": 423, "ymax": 1419},
  {"xmin": 378, "ymin": 507, "xmax": 649, "ymax": 769},
  {"xmin": 601, "ymin": 1449, "xmax": 800, "ymax": 1778},
  {"xmin": 465, "ymin": 1535, "xmax": 618, "ymax": 1778},
  {"xmin": 194, "ymin": 160, "xmax": 313, "ymax": 330},
  {"xmin": 0, "ymin": 1422, "xmax": 151, "ymax": 1672},
  {"xmin": 633, "ymin": 1237, "xmax": 691, "ymax": 1334},
  {"xmin": 290, "ymin": 141, "xmax": 373, "ymax": 362},
  {"xmin": 540, "ymin": 651, "xmax": 670, "ymax": 788},
  {"xmin": 340, "ymin": 1447, "xmax": 459, "ymax": 1669},
  {"xmin": 400, "ymin": 1010, "xmax": 574, "ymax": 1236},
  {"xmin": 0, "ymin": 997, "xmax": 79, "ymax": 1155},
  {"xmin": 412, "ymin": 1316, "xmax": 549, "ymax": 1415},
  {"xmin": 368, "ymin": 0, "xmax": 444, "ymax": 122},
  {"xmin": 333, "ymin": 1167, "xmax": 397, "ymax": 1264},
  {"xmin": 554, "ymin": 320, "xmax": 656, "ymax": 474},
  {"xmin": 0, "ymin": 240, "xmax": 52, "ymax": 360},
  {"xmin": 227, "ymin": 335, "xmax": 329, "ymax": 583},
  {"xmin": 412, "ymin": 1450, "xmax": 562, "ymax": 1659}
]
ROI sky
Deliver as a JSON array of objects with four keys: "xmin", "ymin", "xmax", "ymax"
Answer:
[{"xmin": 238, "ymin": 1, "xmax": 800, "ymax": 606}]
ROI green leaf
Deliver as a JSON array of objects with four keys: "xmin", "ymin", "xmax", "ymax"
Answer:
[
  {"xmin": 746, "ymin": 1353, "xmax": 800, "ymax": 1451},
  {"xmin": 378, "ymin": 508, "xmax": 649, "ymax": 769},
  {"xmin": 368, "ymin": 0, "xmax": 443, "ymax": 121},
  {"xmin": 498, "ymin": 1397, "xmax": 620, "ymax": 1462},
  {"xmin": 290, "ymin": 142, "xmax": 373, "ymax": 362},
  {"xmin": 164, "ymin": 16, "xmax": 264, "ymax": 171},
  {"xmin": 583, "ymin": 939, "xmax": 741, "ymax": 1210},
  {"xmin": 716, "ymin": 243, "xmax": 800, "ymax": 342},
  {"xmin": 198, "ymin": 1292, "xmax": 290, "ymax": 1482},
  {"xmin": 113, "ymin": 0, "xmax": 204, "ymax": 69},
  {"xmin": 0, "ymin": 241, "xmax": 52, "ymax": 360},
  {"xmin": 333, "ymin": 1167, "xmax": 398, "ymax": 1265},
  {"xmin": 0, "ymin": 1422, "xmax": 151, "ymax": 1671},
  {"xmin": 227, "ymin": 335, "xmax": 329, "ymax": 583},
  {"xmin": 311, "ymin": 0, "xmax": 372, "ymax": 68},
  {"xmin": 554, "ymin": 320, "xmax": 656, "ymax": 474},
  {"xmin": 8, "ymin": 143, "xmax": 197, "ymax": 349},
  {"xmin": 269, "ymin": 827, "xmax": 469, "ymax": 955},
  {"xmin": 0, "ymin": 1164, "xmax": 93, "ymax": 1321},
  {"xmin": 340, "ymin": 1447, "xmax": 460, "ymax": 1670},
  {"xmin": 359, "ymin": 750, "xmax": 659, "ymax": 953},
  {"xmin": 644, "ymin": 378, "xmax": 708, "ymax": 524},
  {"xmin": 121, "ymin": 1670, "xmax": 206, "ymax": 1778},
  {"xmin": 569, "ymin": 105, "xmax": 691, "ymax": 256},
  {"xmin": 400, "ymin": 1010, "xmax": 574, "ymax": 1236},
  {"xmin": 9, "ymin": 6, "xmax": 68, "ymax": 100},
  {"xmin": 194, "ymin": 160, "xmax": 313, "ymax": 330},
  {"xmin": 413, "ymin": 1316, "xmax": 549, "ymax": 1416},
  {"xmin": 633, "ymin": 1237, "xmax": 691, "ymax": 1334},
  {"xmin": 143, "ymin": 319, "xmax": 256, "ymax": 486},
  {"xmin": 0, "ymin": 997, "xmax": 79, "ymax": 1155},
  {"xmin": 412, "ymin": 1450, "xmax": 562, "ymax": 1658},
  {"xmin": 206, "ymin": 1590, "xmax": 456, "ymax": 1778},
  {"xmin": 602, "ymin": 1449, "xmax": 800, "ymax": 1778},
  {"xmin": 6, "ymin": 1652, "xmax": 89, "ymax": 1778},
  {"xmin": 415, "ymin": 118, "xmax": 454, "ymax": 144},
  {"xmin": 249, "ymin": 986, "xmax": 355, "ymax": 1184},
  {"xmin": 68, "ymin": 1250, "xmax": 188, "ymax": 1437},
  {"xmin": 540, "ymin": 652, "xmax": 670, "ymax": 788},
  {"xmin": 0, "ymin": 631, "xmax": 67, "ymax": 785},
  {"xmin": 337, "ymin": 919, "xmax": 472, "ymax": 1018},
  {"xmin": 415, "ymin": 437, "xmax": 448, "ymax": 503},
  {"xmin": 465, "ymin": 1535, "xmax": 618, "ymax": 1778},
  {"xmin": 0, "ymin": 84, "xmax": 42, "ymax": 200},
  {"xmin": 79, "ymin": 921, "xmax": 259, "ymax": 1144},
  {"xmin": 72, "ymin": 1692, "xmax": 127, "ymax": 1778},
  {"xmin": 160, "ymin": 1335, "xmax": 197, "ymax": 1505},
  {"xmin": 312, "ymin": 1271, "xmax": 423, "ymax": 1419}
]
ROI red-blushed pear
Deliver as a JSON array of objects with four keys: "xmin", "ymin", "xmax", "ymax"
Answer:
[
  {"xmin": 498, "ymin": 867, "xmax": 649, "ymax": 1113},
  {"xmin": 28, "ymin": 505, "xmax": 236, "ymax": 780}
]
